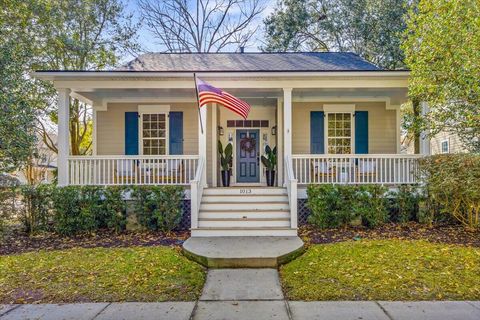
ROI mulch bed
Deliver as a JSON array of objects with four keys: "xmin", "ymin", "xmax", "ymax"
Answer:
[
  {"xmin": 300, "ymin": 222, "xmax": 480, "ymax": 247},
  {"xmin": 0, "ymin": 228, "xmax": 189, "ymax": 255}
]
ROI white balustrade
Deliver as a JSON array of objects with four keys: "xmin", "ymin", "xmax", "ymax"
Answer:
[
  {"xmin": 291, "ymin": 154, "xmax": 422, "ymax": 185},
  {"xmin": 285, "ymin": 155, "xmax": 298, "ymax": 229},
  {"xmin": 67, "ymin": 155, "xmax": 199, "ymax": 186}
]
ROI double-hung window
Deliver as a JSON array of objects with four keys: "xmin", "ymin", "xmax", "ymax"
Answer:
[
  {"xmin": 326, "ymin": 112, "xmax": 352, "ymax": 154},
  {"xmin": 141, "ymin": 113, "xmax": 168, "ymax": 155},
  {"xmin": 441, "ymin": 140, "xmax": 449, "ymax": 154}
]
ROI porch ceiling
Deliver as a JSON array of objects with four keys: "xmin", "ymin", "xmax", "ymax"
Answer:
[{"xmin": 76, "ymin": 86, "xmax": 408, "ymax": 109}]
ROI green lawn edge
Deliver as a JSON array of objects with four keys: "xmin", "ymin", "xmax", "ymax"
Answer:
[
  {"xmin": 0, "ymin": 246, "xmax": 206, "ymax": 303},
  {"xmin": 280, "ymin": 239, "xmax": 480, "ymax": 301}
]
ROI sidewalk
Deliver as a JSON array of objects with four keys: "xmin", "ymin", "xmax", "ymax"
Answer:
[{"xmin": 1, "ymin": 269, "xmax": 480, "ymax": 320}]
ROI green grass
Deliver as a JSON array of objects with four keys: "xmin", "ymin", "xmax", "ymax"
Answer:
[
  {"xmin": 0, "ymin": 246, "xmax": 206, "ymax": 303},
  {"xmin": 280, "ymin": 239, "xmax": 480, "ymax": 301}
]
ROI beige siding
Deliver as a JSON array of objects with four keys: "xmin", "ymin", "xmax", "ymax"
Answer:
[
  {"xmin": 292, "ymin": 102, "xmax": 397, "ymax": 154},
  {"xmin": 96, "ymin": 103, "xmax": 198, "ymax": 155},
  {"xmin": 431, "ymin": 131, "xmax": 467, "ymax": 154}
]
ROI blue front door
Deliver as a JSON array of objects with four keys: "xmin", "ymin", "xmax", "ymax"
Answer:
[{"xmin": 236, "ymin": 129, "xmax": 260, "ymax": 183}]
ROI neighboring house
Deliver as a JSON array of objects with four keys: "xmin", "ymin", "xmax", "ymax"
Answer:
[
  {"xmin": 35, "ymin": 52, "xmax": 429, "ymax": 237},
  {"xmin": 14, "ymin": 134, "xmax": 57, "ymax": 185},
  {"xmin": 430, "ymin": 131, "xmax": 467, "ymax": 154},
  {"xmin": 402, "ymin": 131, "xmax": 467, "ymax": 155}
]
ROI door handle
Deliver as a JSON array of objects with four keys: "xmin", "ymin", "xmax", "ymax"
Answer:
[{"xmin": 257, "ymin": 157, "xmax": 259, "ymax": 165}]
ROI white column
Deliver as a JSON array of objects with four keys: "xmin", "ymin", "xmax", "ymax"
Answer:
[
  {"xmin": 92, "ymin": 108, "xmax": 97, "ymax": 155},
  {"xmin": 283, "ymin": 88, "xmax": 293, "ymax": 183},
  {"xmin": 420, "ymin": 102, "xmax": 431, "ymax": 155},
  {"xmin": 57, "ymin": 88, "xmax": 71, "ymax": 186},
  {"xmin": 211, "ymin": 103, "xmax": 218, "ymax": 187},
  {"xmin": 276, "ymin": 98, "xmax": 284, "ymax": 186},
  {"xmin": 199, "ymin": 105, "xmax": 207, "ymax": 187}
]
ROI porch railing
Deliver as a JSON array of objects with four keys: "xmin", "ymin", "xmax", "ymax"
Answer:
[
  {"xmin": 285, "ymin": 155, "xmax": 298, "ymax": 229},
  {"xmin": 190, "ymin": 157, "xmax": 205, "ymax": 230},
  {"xmin": 291, "ymin": 154, "xmax": 423, "ymax": 185},
  {"xmin": 67, "ymin": 155, "xmax": 200, "ymax": 186}
]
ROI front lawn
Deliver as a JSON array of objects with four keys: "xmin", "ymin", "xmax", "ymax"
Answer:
[
  {"xmin": 281, "ymin": 239, "xmax": 480, "ymax": 301},
  {"xmin": 0, "ymin": 246, "xmax": 205, "ymax": 303}
]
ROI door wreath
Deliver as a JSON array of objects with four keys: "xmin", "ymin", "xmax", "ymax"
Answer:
[{"xmin": 240, "ymin": 136, "xmax": 256, "ymax": 153}]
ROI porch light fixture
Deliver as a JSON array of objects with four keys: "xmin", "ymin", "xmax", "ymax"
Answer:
[
  {"xmin": 271, "ymin": 125, "xmax": 277, "ymax": 136},
  {"xmin": 218, "ymin": 126, "xmax": 224, "ymax": 136}
]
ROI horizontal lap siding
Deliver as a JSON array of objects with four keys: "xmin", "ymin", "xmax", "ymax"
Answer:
[
  {"xmin": 96, "ymin": 103, "xmax": 198, "ymax": 155},
  {"xmin": 292, "ymin": 102, "xmax": 396, "ymax": 154}
]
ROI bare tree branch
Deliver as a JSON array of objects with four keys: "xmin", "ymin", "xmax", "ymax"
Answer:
[{"xmin": 138, "ymin": 0, "xmax": 265, "ymax": 52}]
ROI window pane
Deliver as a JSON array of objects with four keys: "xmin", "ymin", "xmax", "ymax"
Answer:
[
  {"xmin": 144, "ymin": 114, "xmax": 150, "ymax": 121},
  {"xmin": 158, "ymin": 140, "xmax": 166, "ymax": 147},
  {"xmin": 158, "ymin": 114, "xmax": 165, "ymax": 121}
]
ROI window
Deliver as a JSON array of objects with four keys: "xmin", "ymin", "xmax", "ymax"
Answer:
[
  {"xmin": 141, "ymin": 113, "xmax": 168, "ymax": 155},
  {"xmin": 441, "ymin": 140, "xmax": 449, "ymax": 154},
  {"xmin": 327, "ymin": 113, "xmax": 352, "ymax": 154}
]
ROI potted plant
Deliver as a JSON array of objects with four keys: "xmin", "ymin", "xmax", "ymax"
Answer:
[
  {"xmin": 218, "ymin": 140, "xmax": 233, "ymax": 187},
  {"xmin": 261, "ymin": 145, "xmax": 277, "ymax": 186}
]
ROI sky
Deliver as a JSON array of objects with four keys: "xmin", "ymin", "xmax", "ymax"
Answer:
[{"xmin": 124, "ymin": 0, "xmax": 276, "ymax": 57}]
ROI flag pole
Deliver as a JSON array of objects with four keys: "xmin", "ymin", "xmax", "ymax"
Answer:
[{"xmin": 194, "ymin": 73, "xmax": 204, "ymax": 134}]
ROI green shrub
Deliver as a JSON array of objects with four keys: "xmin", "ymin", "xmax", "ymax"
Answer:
[
  {"xmin": 355, "ymin": 185, "xmax": 388, "ymax": 228},
  {"xmin": 133, "ymin": 185, "xmax": 184, "ymax": 232},
  {"xmin": 19, "ymin": 184, "xmax": 54, "ymax": 233},
  {"xmin": 307, "ymin": 184, "xmax": 353, "ymax": 228},
  {"xmin": 0, "ymin": 187, "xmax": 17, "ymax": 236},
  {"xmin": 52, "ymin": 186, "xmax": 97, "ymax": 235},
  {"xmin": 101, "ymin": 186, "xmax": 128, "ymax": 233},
  {"xmin": 51, "ymin": 186, "xmax": 128, "ymax": 235},
  {"xmin": 418, "ymin": 154, "xmax": 480, "ymax": 230},
  {"xmin": 387, "ymin": 185, "xmax": 421, "ymax": 223},
  {"xmin": 307, "ymin": 184, "xmax": 388, "ymax": 229}
]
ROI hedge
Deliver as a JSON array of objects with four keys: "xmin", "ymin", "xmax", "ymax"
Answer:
[{"xmin": 0, "ymin": 185, "xmax": 185, "ymax": 236}]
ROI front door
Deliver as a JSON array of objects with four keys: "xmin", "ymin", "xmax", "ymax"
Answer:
[{"xmin": 236, "ymin": 129, "xmax": 260, "ymax": 183}]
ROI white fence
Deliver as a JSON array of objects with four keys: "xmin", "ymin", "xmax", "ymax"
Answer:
[
  {"xmin": 291, "ymin": 154, "xmax": 423, "ymax": 185},
  {"xmin": 67, "ymin": 155, "xmax": 200, "ymax": 186}
]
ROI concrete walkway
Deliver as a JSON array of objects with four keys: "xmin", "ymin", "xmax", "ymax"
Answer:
[{"xmin": 1, "ymin": 269, "xmax": 480, "ymax": 319}]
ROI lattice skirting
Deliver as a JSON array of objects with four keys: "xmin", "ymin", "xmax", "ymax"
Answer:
[
  {"xmin": 297, "ymin": 198, "xmax": 310, "ymax": 225},
  {"xmin": 176, "ymin": 199, "xmax": 191, "ymax": 231}
]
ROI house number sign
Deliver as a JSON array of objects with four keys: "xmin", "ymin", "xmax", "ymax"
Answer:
[{"xmin": 239, "ymin": 189, "xmax": 252, "ymax": 194}]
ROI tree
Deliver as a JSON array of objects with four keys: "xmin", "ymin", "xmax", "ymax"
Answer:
[
  {"xmin": 2, "ymin": 0, "xmax": 140, "ymax": 156},
  {"xmin": 403, "ymin": 0, "xmax": 480, "ymax": 152},
  {"xmin": 0, "ymin": 42, "xmax": 44, "ymax": 172},
  {"xmin": 138, "ymin": 0, "xmax": 266, "ymax": 52},
  {"xmin": 262, "ymin": 0, "xmax": 410, "ymax": 69},
  {"xmin": 0, "ymin": 1, "xmax": 51, "ymax": 172}
]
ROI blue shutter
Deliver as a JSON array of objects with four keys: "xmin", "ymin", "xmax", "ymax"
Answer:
[
  {"xmin": 169, "ymin": 112, "xmax": 183, "ymax": 155},
  {"xmin": 125, "ymin": 112, "xmax": 139, "ymax": 155},
  {"xmin": 355, "ymin": 111, "xmax": 369, "ymax": 154},
  {"xmin": 310, "ymin": 111, "xmax": 324, "ymax": 154}
]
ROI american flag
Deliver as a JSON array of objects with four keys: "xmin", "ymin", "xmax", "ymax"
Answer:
[{"xmin": 195, "ymin": 77, "xmax": 251, "ymax": 119}]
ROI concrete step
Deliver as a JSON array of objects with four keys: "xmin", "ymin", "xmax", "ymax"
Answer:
[
  {"xmin": 200, "ymin": 202, "xmax": 289, "ymax": 211},
  {"xmin": 203, "ymin": 187, "xmax": 287, "ymax": 196},
  {"xmin": 182, "ymin": 236, "xmax": 305, "ymax": 267},
  {"xmin": 198, "ymin": 218, "xmax": 290, "ymax": 228},
  {"xmin": 191, "ymin": 227, "xmax": 298, "ymax": 237},
  {"xmin": 201, "ymin": 194, "xmax": 288, "ymax": 203},
  {"xmin": 199, "ymin": 210, "xmax": 290, "ymax": 219}
]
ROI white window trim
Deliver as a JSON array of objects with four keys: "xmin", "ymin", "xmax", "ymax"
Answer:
[
  {"xmin": 324, "ymin": 111, "xmax": 355, "ymax": 154},
  {"xmin": 138, "ymin": 105, "xmax": 170, "ymax": 114},
  {"xmin": 441, "ymin": 139, "xmax": 450, "ymax": 154},
  {"xmin": 323, "ymin": 104, "xmax": 356, "ymax": 113},
  {"xmin": 139, "ymin": 110, "xmax": 170, "ymax": 155}
]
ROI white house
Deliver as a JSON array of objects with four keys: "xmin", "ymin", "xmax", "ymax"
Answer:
[{"xmin": 35, "ymin": 52, "xmax": 429, "ymax": 238}]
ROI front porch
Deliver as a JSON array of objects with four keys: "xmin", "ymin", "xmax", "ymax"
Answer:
[{"xmin": 37, "ymin": 70, "xmax": 430, "ymax": 238}]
